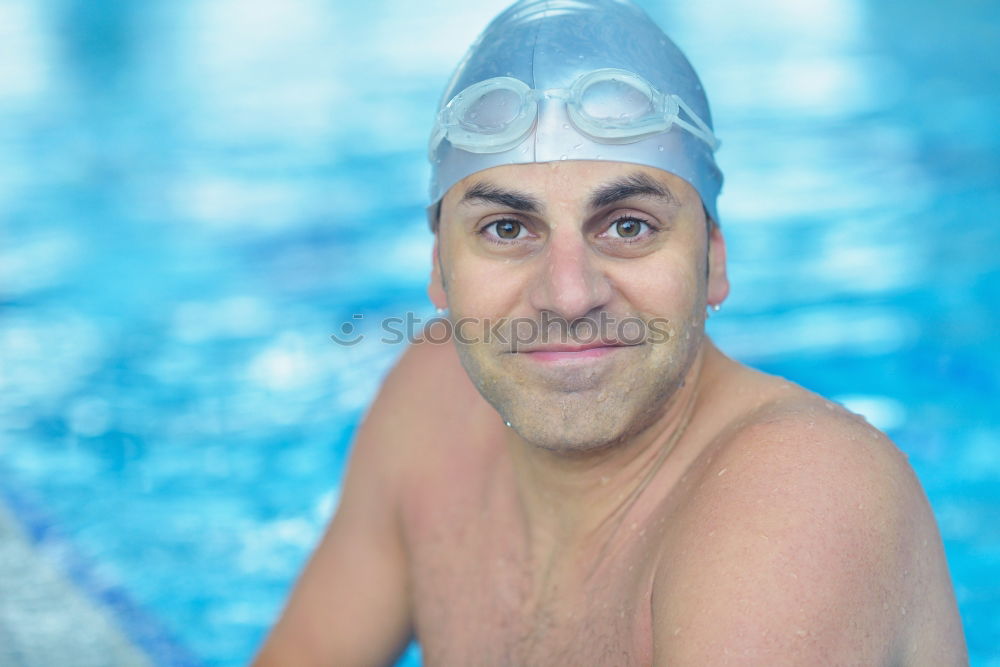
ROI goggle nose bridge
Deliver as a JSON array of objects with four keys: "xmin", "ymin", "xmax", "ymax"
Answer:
[{"xmin": 539, "ymin": 87, "xmax": 571, "ymax": 101}]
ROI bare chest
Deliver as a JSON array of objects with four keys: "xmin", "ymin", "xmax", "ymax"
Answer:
[{"xmin": 402, "ymin": 488, "xmax": 655, "ymax": 666}]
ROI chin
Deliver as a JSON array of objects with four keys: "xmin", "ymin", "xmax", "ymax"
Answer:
[
  {"xmin": 512, "ymin": 382, "xmax": 682, "ymax": 453},
  {"xmin": 458, "ymin": 352, "xmax": 689, "ymax": 454},
  {"xmin": 508, "ymin": 410, "xmax": 644, "ymax": 453}
]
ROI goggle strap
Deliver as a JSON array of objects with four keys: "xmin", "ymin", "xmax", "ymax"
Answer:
[
  {"xmin": 672, "ymin": 96, "xmax": 720, "ymax": 152},
  {"xmin": 428, "ymin": 125, "xmax": 447, "ymax": 159}
]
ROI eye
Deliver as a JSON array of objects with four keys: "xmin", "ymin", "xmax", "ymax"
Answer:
[
  {"xmin": 604, "ymin": 215, "xmax": 653, "ymax": 241},
  {"xmin": 482, "ymin": 218, "xmax": 528, "ymax": 242}
]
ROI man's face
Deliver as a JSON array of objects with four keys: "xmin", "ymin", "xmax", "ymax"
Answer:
[{"xmin": 432, "ymin": 160, "xmax": 728, "ymax": 452}]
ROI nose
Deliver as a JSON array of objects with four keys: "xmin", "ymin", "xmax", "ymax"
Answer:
[{"xmin": 527, "ymin": 227, "xmax": 613, "ymax": 321}]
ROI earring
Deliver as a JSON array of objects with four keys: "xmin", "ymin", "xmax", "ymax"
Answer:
[{"xmin": 435, "ymin": 307, "xmax": 447, "ymax": 315}]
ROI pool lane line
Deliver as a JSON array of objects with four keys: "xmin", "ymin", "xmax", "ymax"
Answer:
[{"xmin": 0, "ymin": 480, "xmax": 203, "ymax": 667}]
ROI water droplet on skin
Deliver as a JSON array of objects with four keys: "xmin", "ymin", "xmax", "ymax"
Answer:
[{"xmin": 504, "ymin": 420, "xmax": 512, "ymax": 427}]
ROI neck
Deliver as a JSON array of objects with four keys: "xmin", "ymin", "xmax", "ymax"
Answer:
[{"xmin": 504, "ymin": 340, "xmax": 716, "ymax": 571}]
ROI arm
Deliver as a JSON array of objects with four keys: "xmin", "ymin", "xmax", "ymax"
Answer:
[
  {"xmin": 252, "ymin": 345, "xmax": 425, "ymax": 667},
  {"xmin": 651, "ymin": 411, "xmax": 967, "ymax": 665}
]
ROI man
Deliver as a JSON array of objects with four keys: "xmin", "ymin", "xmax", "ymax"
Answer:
[{"xmin": 254, "ymin": 1, "xmax": 967, "ymax": 664}]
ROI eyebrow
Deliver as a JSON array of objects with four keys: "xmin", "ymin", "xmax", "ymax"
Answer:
[
  {"xmin": 459, "ymin": 171, "xmax": 677, "ymax": 215},
  {"xmin": 587, "ymin": 172, "xmax": 678, "ymax": 210},
  {"xmin": 460, "ymin": 182, "xmax": 542, "ymax": 213}
]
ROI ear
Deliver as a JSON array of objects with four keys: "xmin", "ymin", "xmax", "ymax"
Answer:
[
  {"xmin": 706, "ymin": 225, "xmax": 730, "ymax": 307},
  {"xmin": 428, "ymin": 237, "xmax": 448, "ymax": 310}
]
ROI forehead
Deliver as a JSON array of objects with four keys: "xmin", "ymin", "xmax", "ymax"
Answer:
[{"xmin": 441, "ymin": 160, "xmax": 700, "ymax": 211}]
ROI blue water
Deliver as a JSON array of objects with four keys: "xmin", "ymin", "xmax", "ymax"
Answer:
[{"xmin": 0, "ymin": 0, "xmax": 997, "ymax": 665}]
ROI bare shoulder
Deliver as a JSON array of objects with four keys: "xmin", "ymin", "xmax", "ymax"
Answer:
[
  {"xmin": 251, "ymin": 339, "xmax": 477, "ymax": 666},
  {"xmin": 652, "ymin": 377, "xmax": 968, "ymax": 665},
  {"xmin": 369, "ymin": 336, "xmax": 476, "ymax": 424},
  {"xmin": 361, "ymin": 336, "xmax": 501, "ymax": 500},
  {"xmin": 360, "ymin": 337, "xmax": 483, "ymax": 458}
]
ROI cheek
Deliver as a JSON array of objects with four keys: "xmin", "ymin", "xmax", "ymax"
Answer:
[
  {"xmin": 444, "ymin": 254, "xmax": 530, "ymax": 318},
  {"xmin": 612, "ymin": 252, "xmax": 703, "ymax": 316}
]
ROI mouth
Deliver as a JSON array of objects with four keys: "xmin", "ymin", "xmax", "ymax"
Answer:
[{"xmin": 514, "ymin": 342, "xmax": 636, "ymax": 363}]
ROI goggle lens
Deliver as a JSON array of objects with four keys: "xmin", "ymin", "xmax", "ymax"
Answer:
[
  {"xmin": 576, "ymin": 76, "xmax": 655, "ymax": 127},
  {"xmin": 461, "ymin": 88, "xmax": 524, "ymax": 133}
]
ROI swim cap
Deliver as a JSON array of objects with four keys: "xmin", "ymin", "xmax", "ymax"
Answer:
[{"xmin": 428, "ymin": 0, "xmax": 723, "ymax": 223}]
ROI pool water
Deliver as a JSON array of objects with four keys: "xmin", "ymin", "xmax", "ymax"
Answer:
[{"xmin": 0, "ymin": 0, "xmax": 997, "ymax": 664}]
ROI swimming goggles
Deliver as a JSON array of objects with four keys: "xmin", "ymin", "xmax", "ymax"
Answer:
[{"xmin": 429, "ymin": 68, "xmax": 720, "ymax": 158}]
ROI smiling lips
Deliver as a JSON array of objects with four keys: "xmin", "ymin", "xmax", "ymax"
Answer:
[{"xmin": 516, "ymin": 342, "xmax": 631, "ymax": 362}]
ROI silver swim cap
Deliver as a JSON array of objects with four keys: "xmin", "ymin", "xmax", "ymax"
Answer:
[{"xmin": 428, "ymin": 0, "xmax": 723, "ymax": 223}]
